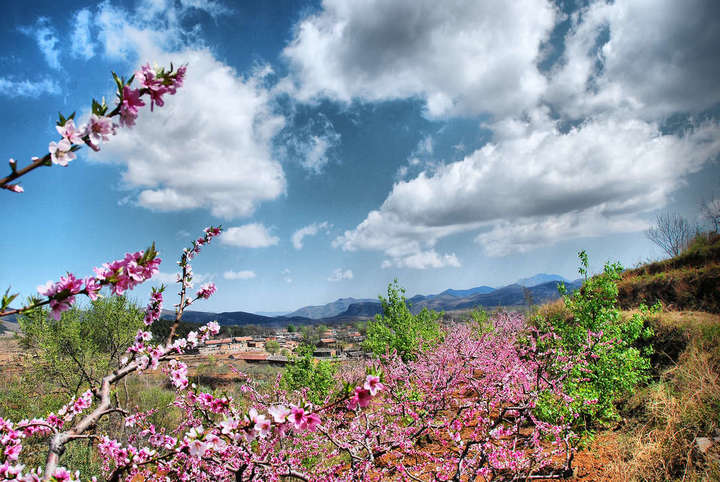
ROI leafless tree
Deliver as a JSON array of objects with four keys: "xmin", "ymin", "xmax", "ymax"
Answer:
[{"xmin": 646, "ymin": 211, "xmax": 693, "ymax": 257}]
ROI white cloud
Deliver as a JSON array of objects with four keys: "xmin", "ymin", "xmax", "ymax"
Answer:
[
  {"xmin": 153, "ymin": 270, "xmax": 212, "ymax": 285},
  {"xmin": 336, "ymin": 113, "xmax": 720, "ymax": 257},
  {"xmin": 276, "ymin": 113, "xmax": 341, "ymax": 173},
  {"xmin": 281, "ymin": 268, "xmax": 293, "ymax": 283},
  {"xmin": 545, "ymin": 0, "xmax": 720, "ymax": 119},
  {"xmin": 474, "ymin": 209, "xmax": 648, "ymax": 257},
  {"xmin": 291, "ymin": 221, "xmax": 330, "ymax": 250},
  {"xmin": 70, "ymin": 9, "xmax": 95, "ymax": 59},
  {"xmin": 0, "ymin": 78, "xmax": 59, "ymax": 97},
  {"xmin": 223, "ymin": 270, "xmax": 256, "ymax": 280},
  {"xmin": 282, "ymin": 0, "xmax": 557, "ymax": 117},
  {"xmin": 90, "ymin": 48, "xmax": 286, "ymax": 218},
  {"xmin": 382, "ymin": 250, "xmax": 461, "ymax": 270},
  {"xmin": 221, "ymin": 223, "xmax": 279, "ymax": 248},
  {"xmin": 84, "ymin": 2, "xmax": 287, "ymax": 219},
  {"xmin": 328, "ymin": 268, "xmax": 353, "ymax": 282},
  {"xmin": 20, "ymin": 17, "xmax": 60, "ymax": 70}
]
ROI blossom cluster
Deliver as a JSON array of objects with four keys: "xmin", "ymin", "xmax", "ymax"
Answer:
[
  {"xmin": 175, "ymin": 225, "xmax": 222, "ymax": 310},
  {"xmin": 52, "ymin": 64, "xmax": 185, "ymax": 163},
  {"xmin": 36, "ymin": 248, "xmax": 161, "ymax": 320},
  {"xmin": 95, "ymin": 373, "xmax": 384, "ymax": 480},
  {"xmin": 1, "ymin": 62, "xmax": 185, "ymax": 194}
]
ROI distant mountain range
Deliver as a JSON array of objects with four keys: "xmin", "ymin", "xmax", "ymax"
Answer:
[
  {"xmin": 285, "ymin": 297, "xmax": 377, "ymax": 319},
  {"xmin": 515, "ymin": 273, "xmax": 573, "ymax": 287},
  {"xmin": 283, "ymin": 274, "xmax": 574, "ymax": 320},
  {"xmin": 2, "ymin": 274, "xmax": 581, "ymax": 329}
]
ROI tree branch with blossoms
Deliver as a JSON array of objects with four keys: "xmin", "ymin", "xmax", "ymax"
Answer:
[{"xmin": 0, "ymin": 63, "xmax": 185, "ymax": 194}]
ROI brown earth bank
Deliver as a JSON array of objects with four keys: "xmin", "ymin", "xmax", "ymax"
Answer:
[{"xmin": 618, "ymin": 233, "xmax": 720, "ymax": 313}]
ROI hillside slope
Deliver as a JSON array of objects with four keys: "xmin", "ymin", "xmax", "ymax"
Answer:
[{"xmin": 618, "ymin": 233, "xmax": 720, "ymax": 313}]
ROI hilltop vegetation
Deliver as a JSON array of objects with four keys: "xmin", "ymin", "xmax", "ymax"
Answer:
[{"xmin": 618, "ymin": 232, "xmax": 720, "ymax": 313}]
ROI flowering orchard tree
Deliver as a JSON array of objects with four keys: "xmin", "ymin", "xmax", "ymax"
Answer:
[
  {"xmin": 0, "ymin": 62, "xmax": 587, "ymax": 481},
  {"xmin": 0, "ymin": 63, "xmax": 383, "ymax": 481}
]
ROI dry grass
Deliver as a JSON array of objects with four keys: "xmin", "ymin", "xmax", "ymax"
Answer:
[{"xmin": 599, "ymin": 310, "xmax": 720, "ymax": 481}]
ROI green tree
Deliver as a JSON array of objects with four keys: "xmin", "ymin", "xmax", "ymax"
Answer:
[
  {"xmin": 363, "ymin": 280, "xmax": 444, "ymax": 361},
  {"xmin": 287, "ymin": 323, "xmax": 297, "ymax": 333},
  {"xmin": 533, "ymin": 251, "xmax": 654, "ymax": 431},
  {"xmin": 300, "ymin": 325, "xmax": 320, "ymax": 347},
  {"xmin": 19, "ymin": 295, "xmax": 144, "ymax": 395},
  {"xmin": 282, "ymin": 344, "xmax": 336, "ymax": 404},
  {"xmin": 265, "ymin": 339, "xmax": 280, "ymax": 354}
]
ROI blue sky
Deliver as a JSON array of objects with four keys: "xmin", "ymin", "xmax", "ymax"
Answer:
[{"xmin": 2, "ymin": 0, "xmax": 720, "ymax": 314}]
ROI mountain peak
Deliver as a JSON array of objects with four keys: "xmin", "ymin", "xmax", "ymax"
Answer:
[{"xmin": 515, "ymin": 273, "xmax": 570, "ymax": 288}]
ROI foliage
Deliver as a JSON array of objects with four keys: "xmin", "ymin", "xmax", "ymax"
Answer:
[
  {"xmin": 532, "ymin": 251, "xmax": 655, "ymax": 431},
  {"xmin": 264, "ymin": 339, "xmax": 280, "ymax": 354},
  {"xmin": 299, "ymin": 324, "xmax": 321, "ymax": 347},
  {"xmin": 150, "ymin": 318, "xmax": 197, "ymax": 342},
  {"xmin": 363, "ymin": 280, "xmax": 444, "ymax": 361},
  {"xmin": 281, "ymin": 344, "xmax": 336, "ymax": 404},
  {"xmin": 19, "ymin": 296, "xmax": 144, "ymax": 395}
]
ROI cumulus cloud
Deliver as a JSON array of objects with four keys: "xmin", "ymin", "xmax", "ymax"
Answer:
[
  {"xmin": 90, "ymin": 49, "xmax": 286, "ymax": 218},
  {"xmin": 475, "ymin": 209, "xmax": 648, "ymax": 257},
  {"xmin": 0, "ymin": 78, "xmax": 59, "ymax": 97},
  {"xmin": 73, "ymin": 2, "xmax": 285, "ymax": 219},
  {"xmin": 292, "ymin": 221, "xmax": 330, "ymax": 250},
  {"xmin": 281, "ymin": 268, "xmax": 293, "ymax": 283},
  {"xmin": 221, "ymin": 223, "xmax": 279, "ymax": 248},
  {"xmin": 223, "ymin": 270, "xmax": 256, "ymax": 280},
  {"xmin": 20, "ymin": 17, "xmax": 61, "ymax": 70},
  {"xmin": 282, "ymin": 0, "xmax": 557, "ymax": 118},
  {"xmin": 381, "ymin": 250, "xmax": 460, "ymax": 270},
  {"xmin": 336, "ymin": 113, "xmax": 720, "ymax": 258},
  {"xmin": 328, "ymin": 268, "xmax": 353, "ymax": 282},
  {"xmin": 545, "ymin": 0, "xmax": 720, "ymax": 119}
]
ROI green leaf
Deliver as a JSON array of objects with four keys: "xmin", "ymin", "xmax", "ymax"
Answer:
[{"xmin": 1, "ymin": 287, "xmax": 19, "ymax": 311}]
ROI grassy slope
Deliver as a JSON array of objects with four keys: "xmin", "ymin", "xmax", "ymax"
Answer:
[
  {"xmin": 576, "ymin": 235, "xmax": 720, "ymax": 481},
  {"xmin": 618, "ymin": 233, "xmax": 720, "ymax": 313}
]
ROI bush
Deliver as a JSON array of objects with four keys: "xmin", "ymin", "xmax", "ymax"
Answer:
[
  {"xmin": 533, "ymin": 251, "xmax": 655, "ymax": 431},
  {"xmin": 282, "ymin": 344, "xmax": 336, "ymax": 404},
  {"xmin": 19, "ymin": 295, "xmax": 144, "ymax": 395},
  {"xmin": 363, "ymin": 280, "xmax": 443, "ymax": 361}
]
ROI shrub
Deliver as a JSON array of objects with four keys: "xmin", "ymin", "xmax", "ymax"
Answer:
[
  {"xmin": 282, "ymin": 344, "xmax": 336, "ymax": 404},
  {"xmin": 533, "ymin": 251, "xmax": 655, "ymax": 431},
  {"xmin": 363, "ymin": 280, "xmax": 443, "ymax": 361},
  {"xmin": 19, "ymin": 296, "xmax": 144, "ymax": 396}
]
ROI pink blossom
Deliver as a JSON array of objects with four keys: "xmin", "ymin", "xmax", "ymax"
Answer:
[
  {"xmin": 87, "ymin": 114, "xmax": 116, "ymax": 145},
  {"xmin": 4, "ymin": 443, "xmax": 21, "ymax": 461},
  {"xmin": 289, "ymin": 406, "xmax": 307, "ymax": 430},
  {"xmin": 6, "ymin": 183, "xmax": 23, "ymax": 193},
  {"xmin": 206, "ymin": 321, "xmax": 220, "ymax": 335},
  {"xmin": 363, "ymin": 375, "xmax": 384, "ymax": 396},
  {"xmin": 304, "ymin": 413, "xmax": 321, "ymax": 432},
  {"xmin": 168, "ymin": 65, "xmax": 186, "ymax": 94},
  {"xmin": 84, "ymin": 277, "xmax": 101, "ymax": 301},
  {"xmin": 56, "ymin": 119, "xmax": 84, "ymax": 144},
  {"xmin": 347, "ymin": 387, "xmax": 372, "ymax": 410},
  {"xmin": 196, "ymin": 282, "xmax": 216, "ymax": 300},
  {"xmin": 268, "ymin": 405, "xmax": 290, "ymax": 424},
  {"xmin": 187, "ymin": 439, "xmax": 208, "ymax": 458},
  {"xmin": 120, "ymin": 86, "xmax": 145, "ymax": 127},
  {"xmin": 48, "ymin": 139, "xmax": 76, "ymax": 166}
]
